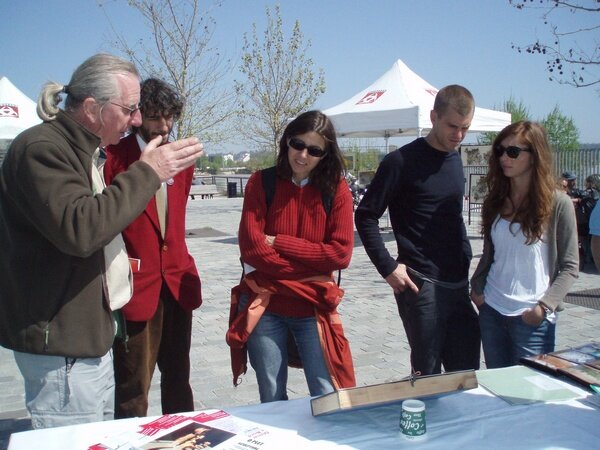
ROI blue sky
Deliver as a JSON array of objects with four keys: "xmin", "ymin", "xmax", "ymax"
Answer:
[{"xmin": 2, "ymin": 0, "xmax": 599, "ymax": 151}]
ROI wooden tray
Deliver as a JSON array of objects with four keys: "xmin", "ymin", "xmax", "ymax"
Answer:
[{"xmin": 311, "ymin": 370, "xmax": 478, "ymax": 416}]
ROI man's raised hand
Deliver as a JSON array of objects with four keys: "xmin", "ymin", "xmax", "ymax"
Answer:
[{"xmin": 140, "ymin": 136, "xmax": 204, "ymax": 182}]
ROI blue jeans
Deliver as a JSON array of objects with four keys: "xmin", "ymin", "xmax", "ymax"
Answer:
[
  {"xmin": 242, "ymin": 295, "xmax": 333, "ymax": 402},
  {"xmin": 479, "ymin": 303, "xmax": 556, "ymax": 369},
  {"xmin": 394, "ymin": 277, "xmax": 481, "ymax": 375},
  {"xmin": 13, "ymin": 350, "xmax": 114, "ymax": 429}
]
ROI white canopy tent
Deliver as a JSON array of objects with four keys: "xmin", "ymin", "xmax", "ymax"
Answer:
[
  {"xmin": 322, "ymin": 59, "xmax": 511, "ymax": 146},
  {"xmin": 0, "ymin": 76, "xmax": 41, "ymax": 140}
]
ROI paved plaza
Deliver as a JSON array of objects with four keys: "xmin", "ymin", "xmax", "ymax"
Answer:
[{"xmin": 1, "ymin": 196, "xmax": 599, "ymax": 446}]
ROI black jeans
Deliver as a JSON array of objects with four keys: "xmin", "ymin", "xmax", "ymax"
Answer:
[{"xmin": 394, "ymin": 277, "xmax": 481, "ymax": 375}]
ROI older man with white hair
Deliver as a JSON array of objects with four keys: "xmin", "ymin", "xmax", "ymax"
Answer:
[{"xmin": 0, "ymin": 53, "xmax": 203, "ymax": 429}]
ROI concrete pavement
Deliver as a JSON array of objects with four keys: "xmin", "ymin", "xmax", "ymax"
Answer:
[{"xmin": 1, "ymin": 196, "xmax": 599, "ymax": 446}]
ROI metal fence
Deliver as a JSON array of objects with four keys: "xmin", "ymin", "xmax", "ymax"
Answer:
[
  {"xmin": 194, "ymin": 174, "xmax": 251, "ymax": 197},
  {"xmin": 554, "ymin": 148, "xmax": 600, "ymax": 186}
]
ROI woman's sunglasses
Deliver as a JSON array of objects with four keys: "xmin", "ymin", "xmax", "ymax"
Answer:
[
  {"xmin": 288, "ymin": 137, "xmax": 327, "ymax": 158},
  {"xmin": 494, "ymin": 145, "xmax": 532, "ymax": 159}
]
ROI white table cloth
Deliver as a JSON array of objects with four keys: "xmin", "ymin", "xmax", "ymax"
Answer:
[{"xmin": 8, "ymin": 382, "xmax": 599, "ymax": 449}]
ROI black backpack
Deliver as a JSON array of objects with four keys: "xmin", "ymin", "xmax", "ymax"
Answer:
[{"xmin": 258, "ymin": 166, "xmax": 341, "ymax": 285}]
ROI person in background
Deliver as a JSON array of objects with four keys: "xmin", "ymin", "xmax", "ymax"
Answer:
[
  {"xmin": 104, "ymin": 78, "xmax": 202, "ymax": 418},
  {"xmin": 470, "ymin": 121, "xmax": 578, "ymax": 368},
  {"xmin": 579, "ymin": 175, "xmax": 600, "ymax": 267},
  {"xmin": 561, "ymin": 171, "xmax": 578, "ymax": 194},
  {"xmin": 589, "ymin": 188, "xmax": 600, "ymax": 272},
  {"xmin": 562, "ymin": 171, "xmax": 598, "ymax": 268},
  {"xmin": 228, "ymin": 110, "xmax": 355, "ymax": 402},
  {"xmin": 558, "ymin": 177, "xmax": 569, "ymax": 193},
  {"xmin": 354, "ymin": 85, "xmax": 480, "ymax": 376},
  {"xmin": 585, "ymin": 174, "xmax": 600, "ymax": 192},
  {"xmin": 0, "ymin": 54, "xmax": 203, "ymax": 429}
]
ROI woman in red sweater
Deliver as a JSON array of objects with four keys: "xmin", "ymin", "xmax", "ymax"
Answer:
[{"xmin": 234, "ymin": 110, "xmax": 355, "ymax": 402}]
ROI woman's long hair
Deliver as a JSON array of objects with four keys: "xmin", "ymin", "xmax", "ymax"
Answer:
[
  {"xmin": 481, "ymin": 121, "xmax": 555, "ymax": 244},
  {"xmin": 276, "ymin": 110, "xmax": 346, "ymax": 197}
]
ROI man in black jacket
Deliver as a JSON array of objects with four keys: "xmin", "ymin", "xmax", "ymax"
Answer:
[{"xmin": 355, "ymin": 85, "xmax": 480, "ymax": 376}]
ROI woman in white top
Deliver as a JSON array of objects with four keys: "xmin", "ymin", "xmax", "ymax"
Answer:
[{"xmin": 470, "ymin": 121, "xmax": 578, "ymax": 368}]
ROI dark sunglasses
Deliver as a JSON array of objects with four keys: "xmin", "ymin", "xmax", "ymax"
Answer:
[
  {"xmin": 494, "ymin": 145, "xmax": 532, "ymax": 159},
  {"xmin": 288, "ymin": 137, "xmax": 327, "ymax": 158}
]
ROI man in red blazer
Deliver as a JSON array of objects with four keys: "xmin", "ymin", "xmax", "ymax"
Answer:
[{"xmin": 104, "ymin": 78, "xmax": 202, "ymax": 418}]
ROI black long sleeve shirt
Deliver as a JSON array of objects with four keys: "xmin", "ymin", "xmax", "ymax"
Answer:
[{"xmin": 355, "ymin": 137, "xmax": 472, "ymax": 284}]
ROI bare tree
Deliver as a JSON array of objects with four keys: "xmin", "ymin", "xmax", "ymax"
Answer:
[
  {"xmin": 99, "ymin": 0, "xmax": 236, "ymax": 143},
  {"xmin": 235, "ymin": 4, "xmax": 326, "ymax": 153},
  {"xmin": 510, "ymin": 0, "xmax": 600, "ymax": 88}
]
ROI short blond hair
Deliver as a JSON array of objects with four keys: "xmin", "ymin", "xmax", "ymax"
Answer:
[{"xmin": 433, "ymin": 84, "xmax": 474, "ymax": 117}]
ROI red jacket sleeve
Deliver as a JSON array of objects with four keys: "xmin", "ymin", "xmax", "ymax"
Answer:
[{"xmin": 103, "ymin": 141, "xmax": 128, "ymax": 185}]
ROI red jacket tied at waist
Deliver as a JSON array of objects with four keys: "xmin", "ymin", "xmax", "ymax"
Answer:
[{"xmin": 226, "ymin": 272, "xmax": 356, "ymax": 390}]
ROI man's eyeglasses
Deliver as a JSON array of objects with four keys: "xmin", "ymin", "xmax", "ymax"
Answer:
[
  {"xmin": 288, "ymin": 137, "xmax": 327, "ymax": 158},
  {"xmin": 109, "ymin": 101, "xmax": 140, "ymax": 117},
  {"xmin": 494, "ymin": 145, "xmax": 532, "ymax": 159}
]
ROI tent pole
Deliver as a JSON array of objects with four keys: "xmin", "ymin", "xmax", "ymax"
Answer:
[{"xmin": 384, "ymin": 131, "xmax": 391, "ymax": 228}]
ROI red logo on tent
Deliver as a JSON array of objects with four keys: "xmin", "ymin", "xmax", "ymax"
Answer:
[
  {"xmin": 0, "ymin": 104, "xmax": 19, "ymax": 118},
  {"xmin": 356, "ymin": 90, "xmax": 385, "ymax": 105}
]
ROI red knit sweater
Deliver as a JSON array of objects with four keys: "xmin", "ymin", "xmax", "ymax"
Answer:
[{"xmin": 238, "ymin": 171, "xmax": 354, "ymax": 316}]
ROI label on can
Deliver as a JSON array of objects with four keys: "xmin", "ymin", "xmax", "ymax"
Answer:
[{"xmin": 400, "ymin": 399, "xmax": 426, "ymax": 440}]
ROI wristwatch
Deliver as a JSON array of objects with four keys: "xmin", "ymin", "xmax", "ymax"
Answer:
[{"xmin": 538, "ymin": 302, "xmax": 553, "ymax": 317}]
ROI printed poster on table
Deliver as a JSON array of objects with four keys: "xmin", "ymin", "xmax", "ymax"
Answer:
[{"xmin": 88, "ymin": 409, "xmax": 311, "ymax": 450}]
